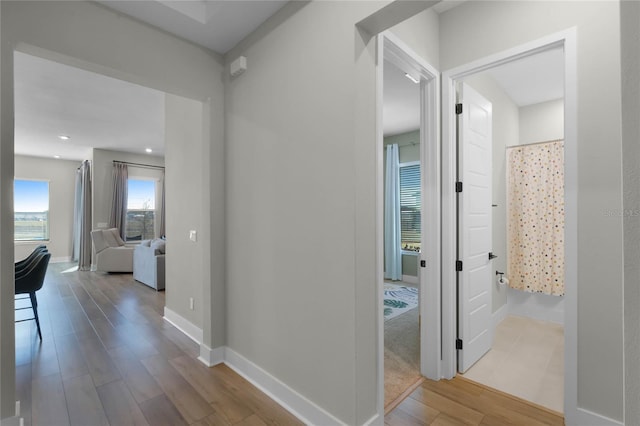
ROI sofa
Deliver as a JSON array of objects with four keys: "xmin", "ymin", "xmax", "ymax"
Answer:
[
  {"xmin": 91, "ymin": 228, "xmax": 134, "ymax": 272},
  {"xmin": 133, "ymin": 239, "xmax": 166, "ymax": 290}
]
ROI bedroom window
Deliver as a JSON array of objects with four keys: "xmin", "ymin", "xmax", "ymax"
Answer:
[
  {"xmin": 399, "ymin": 162, "xmax": 421, "ymax": 252},
  {"xmin": 14, "ymin": 179, "xmax": 50, "ymax": 241},
  {"xmin": 126, "ymin": 179, "xmax": 156, "ymax": 241}
]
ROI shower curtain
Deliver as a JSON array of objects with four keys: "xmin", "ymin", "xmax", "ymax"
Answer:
[{"xmin": 507, "ymin": 140, "xmax": 565, "ymax": 296}]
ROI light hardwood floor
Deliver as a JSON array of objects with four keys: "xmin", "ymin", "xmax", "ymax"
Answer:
[
  {"xmin": 16, "ymin": 263, "xmax": 565, "ymax": 426},
  {"xmin": 385, "ymin": 377, "xmax": 564, "ymax": 426},
  {"xmin": 15, "ymin": 262, "xmax": 302, "ymax": 426}
]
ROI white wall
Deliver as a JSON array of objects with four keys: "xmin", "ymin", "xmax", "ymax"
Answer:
[
  {"xmin": 464, "ymin": 73, "xmax": 519, "ymax": 316},
  {"xmin": 507, "ymin": 99, "xmax": 565, "ymax": 325},
  {"xmin": 14, "ymin": 155, "xmax": 79, "ymax": 262},
  {"xmin": 224, "ymin": 1, "xmax": 440, "ymax": 422},
  {"xmin": 91, "ymin": 148, "xmax": 164, "ymax": 234},
  {"xmin": 0, "ymin": 2, "xmax": 225, "ymax": 420},
  {"xmin": 165, "ymin": 94, "xmax": 204, "ymax": 332},
  {"xmin": 441, "ymin": 1, "xmax": 623, "ymax": 421},
  {"xmin": 519, "ymin": 99, "xmax": 564, "ymax": 145},
  {"xmin": 621, "ymin": 2, "xmax": 640, "ymax": 425}
]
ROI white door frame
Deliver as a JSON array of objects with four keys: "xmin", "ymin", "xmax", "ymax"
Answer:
[
  {"xmin": 376, "ymin": 31, "xmax": 441, "ymax": 412},
  {"xmin": 441, "ymin": 28, "xmax": 578, "ymax": 419}
]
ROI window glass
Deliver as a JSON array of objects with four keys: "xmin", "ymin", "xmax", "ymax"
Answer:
[
  {"xmin": 126, "ymin": 179, "xmax": 156, "ymax": 241},
  {"xmin": 15, "ymin": 179, "xmax": 49, "ymax": 241}
]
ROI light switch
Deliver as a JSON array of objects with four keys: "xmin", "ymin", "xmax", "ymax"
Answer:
[{"xmin": 189, "ymin": 230, "xmax": 197, "ymax": 242}]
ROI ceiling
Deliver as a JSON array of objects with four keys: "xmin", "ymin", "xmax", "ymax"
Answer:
[
  {"xmin": 14, "ymin": 52, "xmax": 165, "ymax": 161},
  {"xmin": 486, "ymin": 47, "xmax": 564, "ymax": 106},
  {"xmin": 96, "ymin": 0, "xmax": 289, "ymax": 54},
  {"xmin": 383, "ymin": 59, "xmax": 420, "ymax": 137},
  {"xmin": 383, "ymin": 46, "xmax": 564, "ymax": 137}
]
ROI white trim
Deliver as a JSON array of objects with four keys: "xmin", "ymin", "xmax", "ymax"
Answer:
[
  {"xmin": 224, "ymin": 347, "xmax": 346, "ymax": 426},
  {"xmin": 401, "ymin": 274, "xmax": 418, "ymax": 285},
  {"xmin": 442, "ymin": 27, "xmax": 578, "ymax": 417},
  {"xmin": 362, "ymin": 414, "xmax": 381, "ymax": 426},
  {"xmin": 162, "ymin": 307, "xmax": 203, "ymax": 344},
  {"xmin": 379, "ymin": 31, "xmax": 441, "ymax": 386},
  {"xmin": 569, "ymin": 408, "xmax": 623, "ymax": 426},
  {"xmin": 0, "ymin": 417, "xmax": 22, "ymax": 426},
  {"xmin": 491, "ymin": 302, "xmax": 508, "ymax": 331},
  {"xmin": 197, "ymin": 343, "xmax": 224, "ymax": 367}
]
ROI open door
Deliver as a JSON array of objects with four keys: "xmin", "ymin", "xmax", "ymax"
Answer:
[{"xmin": 457, "ymin": 83, "xmax": 493, "ymax": 373}]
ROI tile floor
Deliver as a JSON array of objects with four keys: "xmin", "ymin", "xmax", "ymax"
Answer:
[{"xmin": 460, "ymin": 315, "xmax": 564, "ymax": 413}]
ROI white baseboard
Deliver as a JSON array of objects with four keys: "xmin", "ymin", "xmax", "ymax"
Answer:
[
  {"xmin": 402, "ymin": 274, "xmax": 418, "ymax": 285},
  {"xmin": 197, "ymin": 344, "xmax": 224, "ymax": 367},
  {"xmin": 0, "ymin": 417, "xmax": 22, "ymax": 426},
  {"xmin": 565, "ymin": 407, "xmax": 623, "ymax": 426},
  {"xmin": 362, "ymin": 413, "xmax": 381, "ymax": 426},
  {"xmin": 492, "ymin": 303, "xmax": 508, "ymax": 329},
  {"xmin": 163, "ymin": 307, "xmax": 203, "ymax": 344},
  {"xmin": 224, "ymin": 347, "xmax": 346, "ymax": 426}
]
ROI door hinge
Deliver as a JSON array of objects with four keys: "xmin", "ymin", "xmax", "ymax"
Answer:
[
  {"xmin": 420, "ymin": 260, "xmax": 426, "ymax": 268},
  {"xmin": 455, "ymin": 182, "xmax": 463, "ymax": 193},
  {"xmin": 455, "ymin": 103, "xmax": 463, "ymax": 115},
  {"xmin": 456, "ymin": 260, "xmax": 463, "ymax": 271},
  {"xmin": 456, "ymin": 339, "xmax": 463, "ymax": 350}
]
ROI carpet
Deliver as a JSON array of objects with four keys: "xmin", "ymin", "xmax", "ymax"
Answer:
[
  {"xmin": 384, "ymin": 303, "xmax": 421, "ymax": 409},
  {"xmin": 384, "ymin": 283, "xmax": 418, "ymax": 321}
]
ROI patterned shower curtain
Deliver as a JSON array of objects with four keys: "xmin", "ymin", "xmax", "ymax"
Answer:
[{"xmin": 507, "ymin": 140, "xmax": 565, "ymax": 296}]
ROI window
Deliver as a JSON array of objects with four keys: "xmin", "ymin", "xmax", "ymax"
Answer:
[
  {"xmin": 126, "ymin": 179, "xmax": 156, "ymax": 241},
  {"xmin": 399, "ymin": 163, "xmax": 421, "ymax": 252},
  {"xmin": 14, "ymin": 179, "xmax": 50, "ymax": 241}
]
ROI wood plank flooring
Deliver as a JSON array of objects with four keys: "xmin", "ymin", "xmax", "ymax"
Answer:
[
  {"xmin": 15, "ymin": 263, "xmax": 301, "ymax": 426},
  {"xmin": 16, "ymin": 262, "xmax": 565, "ymax": 426},
  {"xmin": 385, "ymin": 376, "xmax": 564, "ymax": 426}
]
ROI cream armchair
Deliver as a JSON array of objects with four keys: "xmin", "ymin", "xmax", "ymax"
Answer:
[{"xmin": 91, "ymin": 228, "xmax": 134, "ymax": 272}]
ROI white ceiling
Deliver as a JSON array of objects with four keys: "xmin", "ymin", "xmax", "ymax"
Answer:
[
  {"xmin": 96, "ymin": 0, "xmax": 289, "ymax": 54},
  {"xmin": 383, "ymin": 47, "xmax": 564, "ymax": 137},
  {"xmin": 486, "ymin": 47, "xmax": 564, "ymax": 106},
  {"xmin": 383, "ymin": 59, "xmax": 420, "ymax": 137},
  {"xmin": 14, "ymin": 52, "xmax": 165, "ymax": 161}
]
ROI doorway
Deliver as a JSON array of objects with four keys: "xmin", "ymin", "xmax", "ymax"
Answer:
[
  {"xmin": 442, "ymin": 30, "xmax": 577, "ymax": 417},
  {"xmin": 377, "ymin": 32, "xmax": 440, "ymax": 412},
  {"xmin": 455, "ymin": 47, "xmax": 566, "ymax": 413}
]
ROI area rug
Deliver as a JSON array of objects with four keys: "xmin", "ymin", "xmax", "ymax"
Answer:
[
  {"xmin": 384, "ymin": 303, "xmax": 421, "ymax": 409},
  {"xmin": 384, "ymin": 283, "xmax": 418, "ymax": 321}
]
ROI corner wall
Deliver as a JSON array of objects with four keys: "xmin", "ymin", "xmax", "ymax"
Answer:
[
  {"xmin": 441, "ymin": 1, "xmax": 623, "ymax": 421},
  {"xmin": 14, "ymin": 155, "xmax": 79, "ymax": 262}
]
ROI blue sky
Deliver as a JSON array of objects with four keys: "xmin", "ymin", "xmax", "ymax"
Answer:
[
  {"xmin": 128, "ymin": 179, "xmax": 155, "ymax": 210},
  {"xmin": 14, "ymin": 180, "xmax": 49, "ymax": 212}
]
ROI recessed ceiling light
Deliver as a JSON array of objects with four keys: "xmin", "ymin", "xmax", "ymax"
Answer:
[
  {"xmin": 58, "ymin": 135, "xmax": 70, "ymax": 140},
  {"xmin": 404, "ymin": 73, "xmax": 420, "ymax": 84},
  {"xmin": 145, "ymin": 148, "xmax": 153, "ymax": 153},
  {"xmin": 53, "ymin": 155, "xmax": 61, "ymax": 159}
]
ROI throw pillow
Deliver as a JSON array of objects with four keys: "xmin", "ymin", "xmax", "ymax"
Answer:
[{"xmin": 151, "ymin": 239, "xmax": 166, "ymax": 254}]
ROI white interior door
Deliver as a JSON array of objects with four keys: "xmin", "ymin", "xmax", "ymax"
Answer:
[{"xmin": 457, "ymin": 83, "xmax": 493, "ymax": 373}]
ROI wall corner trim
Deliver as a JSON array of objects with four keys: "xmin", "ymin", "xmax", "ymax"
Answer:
[
  {"xmin": 163, "ymin": 307, "xmax": 203, "ymax": 344},
  {"xmin": 224, "ymin": 347, "xmax": 347, "ymax": 426},
  {"xmin": 197, "ymin": 344, "xmax": 224, "ymax": 367},
  {"xmin": 565, "ymin": 408, "xmax": 623, "ymax": 426}
]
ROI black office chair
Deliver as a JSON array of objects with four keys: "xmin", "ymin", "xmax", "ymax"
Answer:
[
  {"xmin": 15, "ymin": 252, "xmax": 51, "ymax": 340},
  {"xmin": 15, "ymin": 245, "xmax": 47, "ymax": 275}
]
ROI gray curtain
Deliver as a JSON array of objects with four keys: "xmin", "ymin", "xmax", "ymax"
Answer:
[
  {"xmin": 109, "ymin": 162, "xmax": 128, "ymax": 240},
  {"xmin": 72, "ymin": 160, "xmax": 92, "ymax": 270},
  {"xmin": 159, "ymin": 171, "xmax": 165, "ymax": 238}
]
